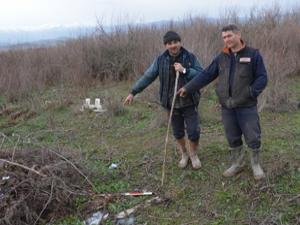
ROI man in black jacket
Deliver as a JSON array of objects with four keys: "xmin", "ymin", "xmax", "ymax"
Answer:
[
  {"xmin": 178, "ymin": 25, "xmax": 268, "ymax": 180},
  {"xmin": 124, "ymin": 31, "xmax": 203, "ymax": 169}
]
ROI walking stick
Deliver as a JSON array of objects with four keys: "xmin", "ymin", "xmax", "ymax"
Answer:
[{"xmin": 161, "ymin": 70, "xmax": 180, "ymax": 186}]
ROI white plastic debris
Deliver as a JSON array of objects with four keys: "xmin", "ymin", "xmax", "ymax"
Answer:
[
  {"xmin": 85, "ymin": 98, "xmax": 91, "ymax": 106},
  {"xmin": 95, "ymin": 98, "xmax": 101, "ymax": 107},
  {"xmin": 81, "ymin": 98, "xmax": 107, "ymax": 113},
  {"xmin": 116, "ymin": 216, "xmax": 135, "ymax": 225},
  {"xmin": 116, "ymin": 196, "xmax": 163, "ymax": 219},
  {"xmin": 85, "ymin": 211, "xmax": 108, "ymax": 225},
  {"xmin": 2, "ymin": 176, "xmax": 10, "ymax": 181},
  {"xmin": 109, "ymin": 163, "xmax": 118, "ymax": 169},
  {"xmin": 116, "ymin": 208, "xmax": 136, "ymax": 219}
]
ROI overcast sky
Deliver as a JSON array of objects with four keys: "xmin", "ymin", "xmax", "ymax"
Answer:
[{"xmin": 0, "ymin": 0, "xmax": 298, "ymax": 30}]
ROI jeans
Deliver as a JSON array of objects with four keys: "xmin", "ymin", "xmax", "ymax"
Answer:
[
  {"xmin": 221, "ymin": 106, "xmax": 261, "ymax": 149},
  {"xmin": 170, "ymin": 105, "xmax": 200, "ymax": 142}
]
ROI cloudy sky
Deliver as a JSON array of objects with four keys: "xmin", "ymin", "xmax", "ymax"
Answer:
[{"xmin": 0, "ymin": 0, "xmax": 298, "ymax": 30}]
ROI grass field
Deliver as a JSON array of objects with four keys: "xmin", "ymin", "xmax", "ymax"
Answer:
[{"xmin": 0, "ymin": 78, "xmax": 300, "ymax": 225}]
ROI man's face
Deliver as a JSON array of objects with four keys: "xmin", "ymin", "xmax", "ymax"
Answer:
[
  {"xmin": 165, "ymin": 40, "xmax": 181, "ymax": 55},
  {"xmin": 222, "ymin": 31, "xmax": 241, "ymax": 49}
]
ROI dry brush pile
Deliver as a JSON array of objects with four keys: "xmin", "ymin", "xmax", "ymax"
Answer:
[{"xmin": 0, "ymin": 148, "xmax": 95, "ymax": 225}]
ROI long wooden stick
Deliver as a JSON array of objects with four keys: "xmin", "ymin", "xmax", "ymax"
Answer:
[{"xmin": 161, "ymin": 71, "xmax": 180, "ymax": 186}]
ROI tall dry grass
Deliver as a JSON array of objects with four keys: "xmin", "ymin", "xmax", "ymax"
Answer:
[{"xmin": 0, "ymin": 7, "xmax": 299, "ymax": 110}]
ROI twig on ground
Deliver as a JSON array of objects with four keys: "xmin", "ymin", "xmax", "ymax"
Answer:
[
  {"xmin": 48, "ymin": 148, "xmax": 95, "ymax": 189},
  {"xmin": 181, "ymin": 220, "xmax": 201, "ymax": 225},
  {"xmin": 288, "ymin": 194, "xmax": 300, "ymax": 202},
  {"xmin": 116, "ymin": 196, "xmax": 164, "ymax": 219},
  {"xmin": 0, "ymin": 158, "xmax": 46, "ymax": 177},
  {"xmin": 34, "ymin": 179, "xmax": 54, "ymax": 225},
  {"xmin": 0, "ymin": 136, "xmax": 6, "ymax": 150},
  {"xmin": 12, "ymin": 133, "xmax": 21, "ymax": 161},
  {"xmin": 0, "ymin": 132, "xmax": 14, "ymax": 145}
]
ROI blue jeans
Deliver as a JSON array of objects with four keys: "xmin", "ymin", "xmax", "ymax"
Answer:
[
  {"xmin": 170, "ymin": 106, "xmax": 200, "ymax": 142},
  {"xmin": 221, "ymin": 106, "xmax": 261, "ymax": 149}
]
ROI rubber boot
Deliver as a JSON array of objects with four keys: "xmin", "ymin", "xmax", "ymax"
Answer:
[
  {"xmin": 250, "ymin": 149, "xmax": 265, "ymax": 180},
  {"xmin": 188, "ymin": 140, "xmax": 201, "ymax": 169},
  {"xmin": 223, "ymin": 145, "xmax": 245, "ymax": 177},
  {"xmin": 179, "ymin": 152, "xmax": 189, "ymax": 169},
  {"xmin": 176, "ymin": 138, "xmax": 189, "ymax": 168}
]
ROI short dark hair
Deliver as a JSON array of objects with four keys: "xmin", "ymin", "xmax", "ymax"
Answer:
[
  {"xmin": 221, "ymin": 24, "xmax": 240, "ymax": 33},
  {"xmin": 163, "ymin": 31, "xmax": 181, "ymax": 45}
]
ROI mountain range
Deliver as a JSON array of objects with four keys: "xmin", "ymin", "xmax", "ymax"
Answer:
[{"xmin": 0, "ymin": 25, "xmax": 99, "ymax": 50}]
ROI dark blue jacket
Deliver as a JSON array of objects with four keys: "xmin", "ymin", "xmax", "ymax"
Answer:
[
  {"xmin": 185, "ymin": 45, "xmax": 268, "ymax": 108},
  {"xmin": 131, "ymin": 47, "xmax": 203, "ymax": 109}
]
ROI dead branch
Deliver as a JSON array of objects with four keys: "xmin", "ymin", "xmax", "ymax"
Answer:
[
  {"xmin": 288, "ymin": 194, "xmax": 300, "ymax": 202},
  {"xmin": 12, "ymin": 133, "xmax": 21, "ymax": 161},
  {"xmin": 48, "ymin": 148, "xmax": 95, "ymax": 189},
  {"xmin": 34, "ymin": 179, "xmax": 54, "ymax": 225},
  {"xmin": 0, "ymin": 158, "xmax": 46, "ymax": 177}
]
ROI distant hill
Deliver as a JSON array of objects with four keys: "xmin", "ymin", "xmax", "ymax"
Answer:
[
  {"xmin": 0, "ymin": 25, "xmax": 98, "ymax": 50},
  {"xmin": 0, "ymin": 20, "xmax": 175, "ymax": 50},
  {"xmin": 0, "ymin": 18, "xmax": 217, "ymax": 50}
]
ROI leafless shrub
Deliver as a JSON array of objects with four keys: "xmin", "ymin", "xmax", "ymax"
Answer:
[
  {"xmin": 103, "ymin": 91, "xmax": 127, "ymax": 117},
  {"xmin": 149, "ymin": 107, "xmax": 168, "ymax": 129}
]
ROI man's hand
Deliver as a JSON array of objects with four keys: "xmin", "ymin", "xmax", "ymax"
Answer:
[
  {"xmin": 123, "ymin": 94, "xmax": 134, "ymax": 105},
  {"xmin": 174, "ymin": 63, "xmax": 185, "ymax": 74},
  {"xmin": 177, "ymin": 87, "xmax": 187, "ymax": 97}
]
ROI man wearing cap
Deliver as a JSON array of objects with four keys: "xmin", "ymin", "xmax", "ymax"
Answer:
[
  {"xmin": 177, "ymin": 25, "xmax": 268, "ymax": 180},
  {"xmin": 124, "ymin": 31, "xmax": 203, "ymax": 169}
]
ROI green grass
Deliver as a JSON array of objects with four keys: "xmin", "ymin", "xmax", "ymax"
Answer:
[{"xmin": 1, "ymin": 79, "xmax": 300, "ymax": 225}]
